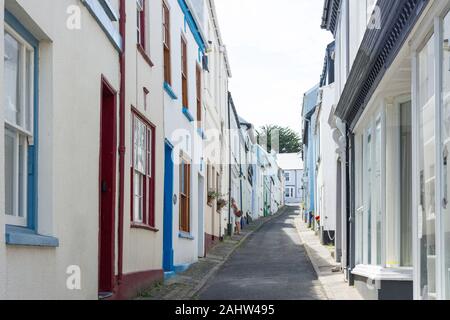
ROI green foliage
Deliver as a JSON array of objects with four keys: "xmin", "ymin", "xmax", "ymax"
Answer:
[{"xmin": 257, "ymin": 125, "xmax": 302, "ymax": 154}]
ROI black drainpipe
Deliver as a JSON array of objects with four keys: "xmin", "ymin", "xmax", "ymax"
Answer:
[{"xmin": 227, "ymin": 93, "xmax": 233, "ymax": 236}]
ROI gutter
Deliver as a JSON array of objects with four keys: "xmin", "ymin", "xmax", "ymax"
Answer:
[{"xmin": 117, "ymin": 0, "xmax": 126, "ymax": 283}]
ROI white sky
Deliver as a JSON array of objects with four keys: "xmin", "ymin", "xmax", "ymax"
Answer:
[{"xmin": 214, "ymin": 0, "xmax": 333, "ymax": 134}]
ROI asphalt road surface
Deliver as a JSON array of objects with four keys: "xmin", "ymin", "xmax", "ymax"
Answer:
[{"xmin": 198, "ymin": 206, "xmax": 327, "ymax": 300}]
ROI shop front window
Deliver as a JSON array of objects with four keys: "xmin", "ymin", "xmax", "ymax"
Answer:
[
  {"xmin": 400, "ymin": 101, "xmax": 413, "ymax": 267},
  {"xmin": 442, "ymin": 11, "xmax": 450, "ymax": 299},
  {"xmin": 418, "ymin": 34, "xmax": 436, "ymax": 300},
  {"xmin": 356, "ymin": 112, "xmax": 384, "ymax": 267}
]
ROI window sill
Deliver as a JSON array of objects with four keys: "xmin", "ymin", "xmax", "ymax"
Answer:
[
  {"xmin": 351, "ymin": 264, "xmax": 413, "ymax": 282},
  {"xmin": 164, "ymin": 82, "xmax": 178, "ymax": 100},
  {"xmin": 137, "ymin": 44, "xmax": 154, "ymax": 67},
  {"xmin": 178, "ymin": 232, "xmax": 195, "ymax": 240},
  {"xmin": 5, "ymin": 225, "xmax": 59, "ymax": 247},
  {"xmin": 182, "ymin": 107, "xmax": 194, "ymax": 122},
  {"xmin": 131, "ymin": 222, "xmax": 159, "ymax": 233}
]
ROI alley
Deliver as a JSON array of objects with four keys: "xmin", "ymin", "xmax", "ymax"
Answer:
[{"xmin": 198, "ymin": 206, "xmax": 327, "ymax": 300}]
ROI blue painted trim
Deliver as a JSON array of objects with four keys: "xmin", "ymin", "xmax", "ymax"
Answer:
[
  {"xmin": 164, "ymin": 82, "xmax": 178, "ymax": 100},
  {"xmin": 99, "ymin": 0, "xmax": 119, "ymax": 21},
  {"xmin": 178, "ymin": 232, "xmax": 195, "ymax": 240},
  {"xmin": 177, "ymin": 0, "xmax": 206, "ymax": 53},
  {"xmin": 182, "ymin": 107, "xmax": 194, "ymax": 122},
  {"xmin": 197, "ymin": 128, "xmax": 207, "ymax": 140},
  {"xmin": 5, "ymin": 11, "xmax": 39, "ymax": 232},
  {"xmin": 174, "ymin": 263, "xmax": 191, "ymax": 273},
  {"xmin": 163, "ymin": 142, "xmax": 175, "ymax": 272},
  {"xmin": 5, "ymin": 225, "xmax": 59, "ymax": 247},
  {"xmin": 4, "ymin": 11, "xmax": 38, "ymax": 47},
  {"xmin": 81, "ymin": 0, "xmax": 122, "ymax": 51}
]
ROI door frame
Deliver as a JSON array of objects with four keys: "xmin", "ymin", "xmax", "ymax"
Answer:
[
  {"xmin": 98, "ymin": 76, "xmax": 117, "ymax": 294},
  {"xmin": 163, "ymin": 140, "xmax": 175, "ymax": 272}
]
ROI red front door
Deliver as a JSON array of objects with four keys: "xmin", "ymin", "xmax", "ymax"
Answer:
[{"xmin": 99, "ymin": 78, "xmax": 117, "ymax": 294}]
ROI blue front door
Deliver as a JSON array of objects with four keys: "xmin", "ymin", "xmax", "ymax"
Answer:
[{"xmin": 163, "ymin": 141, "xmax": 174, "ymax": 272}]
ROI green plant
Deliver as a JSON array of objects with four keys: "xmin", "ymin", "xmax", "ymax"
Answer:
[
  {"xmin": 216, "ymin": 198, "xmax": 228, "ymax": 210},
  {"xmin": 207, "ymin": 190, "xmax": 220, "ymax": 204}
]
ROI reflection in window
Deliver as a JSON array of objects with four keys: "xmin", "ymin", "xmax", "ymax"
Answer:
[
  {"xmin": 442, "ymin": 12, "xmax": 450, "ymax": 299},
  {"xmin": 418, "ymin": 34, "xmax": 436, "ymax": 300}
]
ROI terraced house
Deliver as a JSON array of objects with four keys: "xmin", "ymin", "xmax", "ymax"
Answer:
[
  {"xmin": 0, "ymin": 0, "xmax": 284, "ymax": 300},
  {"xmin": 318, "ymin": 0, "xmax": 450, "ymax": 300}
]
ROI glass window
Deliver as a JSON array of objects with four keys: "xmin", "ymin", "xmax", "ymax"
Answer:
[
  {"xmin": 418, "ymin": 34, "xmax": 437, "ymax": 300},
  {"xmin": 364, "ymin": 129, "xmax": 373, "ymax": 265},
  {"xmin": 4, "ymin": 27, "xmax": 34, "ymax": 227},
  {"xmin": 4, "ymin": 31, "xmax": 20, "ymax": 126},
  {"xmin": 374, "ymin": 118, "xmax": 382, "ymax": 265},
  {"xmin": 442, "ymin": 11, "xmax": 450, "ymax": 299},
  {"xmin": 131, "ymin": 113, "xmax": 155, "ymax": 227},
  {"xmin": 400, "ymin": 101, "xmax": 412, "ymax": 267},
  {"xmin": 357, "ymin": 113, "xmax": 384, "ymax": 266}
]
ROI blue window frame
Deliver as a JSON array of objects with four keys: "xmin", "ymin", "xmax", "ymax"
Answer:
[{"xmin": 4, "ymin": 10, "xmax": 58, "ymax": 247}]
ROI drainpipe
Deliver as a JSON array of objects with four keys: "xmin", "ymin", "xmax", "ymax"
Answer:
[
  {"xmin": 227, "ymin": 93, "xmax": 232, "ymax": 236},
  {"xmin": 239, "ymin": 136, "xmax": 243, "ymax": 223},
  {"xmin": 117, "ymin": 0, "xmax": 126, "ymax": 283}
]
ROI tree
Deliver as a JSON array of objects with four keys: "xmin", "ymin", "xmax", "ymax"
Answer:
[{"xmin": 257, "ymin": 125, "xmax": 302, "ymax": 154}]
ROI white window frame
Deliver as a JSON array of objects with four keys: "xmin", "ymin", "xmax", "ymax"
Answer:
[
  {"xmin": 354, "ymin": 101, "xmax": 386, "ymax": 267},
  {"xmin": 410, "ymin": 3, "xmax": 450, "ymax": 299},
  {"xmin": 4, "ymin": 24, "xmax": 34, "ymax": 227}
]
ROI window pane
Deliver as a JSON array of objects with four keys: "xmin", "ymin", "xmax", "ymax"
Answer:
[
  {"xmin": 26, "ymin": 49, "xmax": 33, "ymax": 132},
  {"xmin": 375, "ymin": 118, "xmax": 382, "ymax": 265},
  {"xmin": 364, "ymin": 130, "xmax": 373, "ymax": 265},
  {"xmin": 442, "ymin": 12, "xmax": 450, "ymax": 299},
  {"xmin": 418, "ymin": 34, "xmax": 436, "ymax": 300},
  {"xmin": 400, "ymin": 101, "xmax": 412, "ymax": 267},
  {"xmin": 134, "ymin": 172, "xmax": 143, "ymax": 222},
  {"xmin": 5, "ymin": 129, "xmax": 15, "ymax": 216},
  {"xmin": 18, "ymin": 135, "xmax": 27, "ymax": 218},
  {"xmin": 4, "ymin": 32, "xmax": 20, "ymax": 125},
  {"xmin": 133, "ymin": 118, "xmax": 146, "ymax": 174}
]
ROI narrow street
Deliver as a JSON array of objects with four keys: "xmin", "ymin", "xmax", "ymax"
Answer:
[{"xmin": 198, "ymin": 206, "xmax": 327, "ymax": 300}]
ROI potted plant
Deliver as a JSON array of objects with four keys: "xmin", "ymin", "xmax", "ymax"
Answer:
[
  {"xmin": 216, "ymin": 198, "xmax": 228, "ymax": 211},
  {"xmin": 207, "ymin": 190, "xmax": 220, "ymax": 205}
]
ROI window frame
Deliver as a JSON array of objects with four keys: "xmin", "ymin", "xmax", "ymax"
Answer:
[
  {"xmin": 162, "ymin": 0, "xmax": 171, "ymax": 85},
  {"xmin": 136, "ymin": 0, "xmax": 146, "ymax": 49},
  {"xmin": 130, "ymin": 107, "xmax": 156, "ymax": 230},
  {"xmin": 181, "ymin": 35, "xmax": 188, "ymax": 108},
  {"xmin": 354, "ymin": 103, "xmax": 386, "ymax": 267},
  {"xmin": 4, "ymin": 20, "xmax": 38, "ymax": 229},
  {"xmin": 179, "ymin": 153, "xmax": 191, "ymax": 234}
]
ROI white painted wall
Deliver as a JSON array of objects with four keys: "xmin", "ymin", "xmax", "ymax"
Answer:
[
  {"xmin": 1, "ymin": 0, "xmax": 120, "ymax": 299},
  {"xmin": 316, "ymin": 84, "xmax": 338, "ymax": 232},
  {"xmin": 163, "ymin": 0, "xmax": 205, "ymax": 266},
  {"xmin": 122, "ymin": 0, "xmax": 165, "ymax": 275}
]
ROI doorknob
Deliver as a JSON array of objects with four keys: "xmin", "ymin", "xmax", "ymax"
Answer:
[{"xmin": 102, "ymin": 180, "xmax": 108, "ymax": 193}]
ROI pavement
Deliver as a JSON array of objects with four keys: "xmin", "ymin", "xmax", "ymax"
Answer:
[
  {"xmin": 138, "ymin": 209, "xmax": 283, "ymax": 300},
  {"xmin": 198, "ymin": 206, "xmax": 327, "ymax": 300},
  {"xmin": 294, "ymin": 214, "xmax": 363, "ymax": 300}
]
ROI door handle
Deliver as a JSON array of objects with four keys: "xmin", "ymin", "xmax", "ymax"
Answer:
[{"xmin": 102, "ymin": 180, "xmax": 108, "ymax": 193}]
